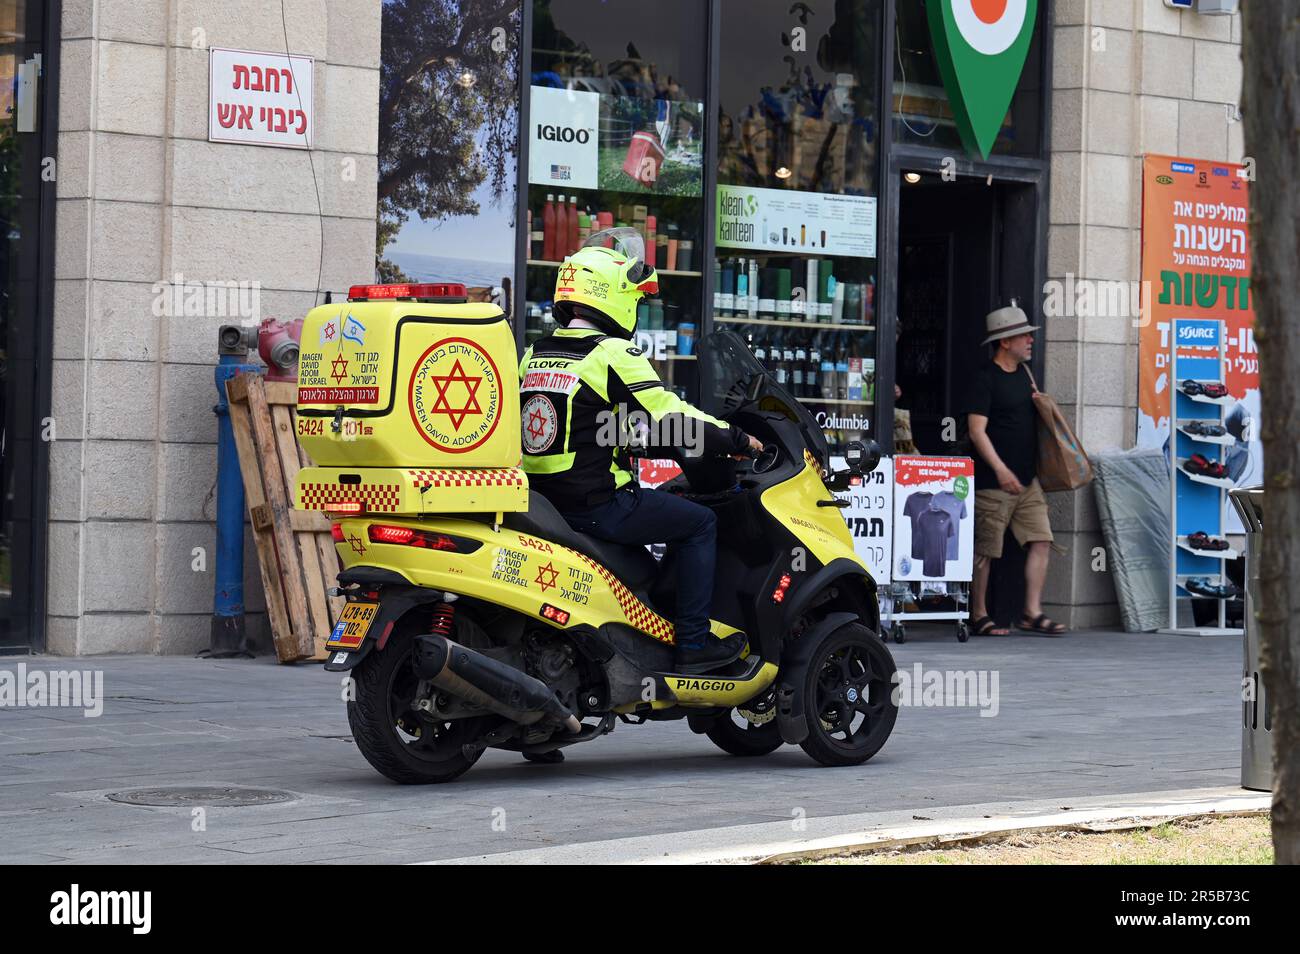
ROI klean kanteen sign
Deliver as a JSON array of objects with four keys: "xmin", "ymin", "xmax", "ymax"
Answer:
[
  {"xmin": 1138, "ymin": 154, "xmax": 1261, "ymax": 494},
  {"xmin": 528, "ymin": 86, "xmax": 599, "ymax": 190},
  {"xmin": 926, "ymin": 0, "xmax": 1038, "ymax": 159},
  {"xmin": 716, "ymin": 184, "xmax": 877, "ymax": 259},
  {"xmin": 209, "ymin": 48, "xmax": 314, "ymax": 149}
]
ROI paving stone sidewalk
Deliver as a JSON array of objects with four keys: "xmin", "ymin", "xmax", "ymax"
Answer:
[{"xmin": 0, "ymin": 629, "xmax": 1243, "ymax": 863}]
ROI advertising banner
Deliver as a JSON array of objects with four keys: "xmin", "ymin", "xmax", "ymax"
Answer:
[
  {"xmin": 892, "ymin": 456, "xmax": 974, "ymax": 583},
  {"xmin": 716, "ymin": 184, "xmax": 877, "ymax": 259},
  {"xmin": 831, "ymin": 455, "xmax": 892, "ymax": 583},
  {"xmin": 209, "ymin": 48, "xmax": 314, "ymax": 149},
  {"xmin": 528, "ymin": 86, "xmax": 600, "ymax": 190},
  {"xmin": 1138, "ymin": 154, "xmax": 1261, "ymax": 509}
]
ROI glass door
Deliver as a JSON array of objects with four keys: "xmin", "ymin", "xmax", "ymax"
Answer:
[{"xmin": 0, "ymin": 0, "xmax": 55, "ymax": 652}]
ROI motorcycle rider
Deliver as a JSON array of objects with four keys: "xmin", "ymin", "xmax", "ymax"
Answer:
[{"xmin": 519, "ymin": 229, "xmax": 762, "ymax": 673}]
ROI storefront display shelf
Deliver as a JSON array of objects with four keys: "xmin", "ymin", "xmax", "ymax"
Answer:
[
  {"xmin": 1180, "ymin": 385, "xmax": 1235, "ymax": 407},
  {"xmin": 1176, "ymin": 460, "xmax": 1236, "ymax": 490},
  {"xmin": 526, "ymin": 259, "xmax": 703, "ymax": 278},
  {"xmin": 1174, "ymin": 422, "xmax": 1234, "ymax": 446},
  {"xmin": 1176, "ymin": 536, "xmax": 1239, "ymax": 560},
  {"xmin": 715, "ymin": 315, "xmax": 876, "ymax": 331},
  {"xmin": 801, "ymin": 397, "xmax": 873, "ymax": 407}
]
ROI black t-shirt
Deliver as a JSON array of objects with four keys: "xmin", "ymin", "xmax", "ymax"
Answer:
[{"xmin": 964, "ymin": 361, "xmax": 1037, "ymax": 488}]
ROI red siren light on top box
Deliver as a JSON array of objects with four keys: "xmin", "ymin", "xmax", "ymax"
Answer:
[{"xmin": 347, "ymin": 283, "xmax": 468, "ymax": 302}]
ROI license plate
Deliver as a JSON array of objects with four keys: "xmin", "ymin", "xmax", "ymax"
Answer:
[{"xmin": 328, "ymin": 601, "xmax": 379, "ymax": 650}]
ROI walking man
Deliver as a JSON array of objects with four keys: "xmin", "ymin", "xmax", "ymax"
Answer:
[{"xmin": 965, "ymin": 305, "xmax": 1066, "ymax": 636}]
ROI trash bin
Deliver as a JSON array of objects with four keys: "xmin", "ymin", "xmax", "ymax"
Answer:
[{"xmin": 1228, "ymin": 487, "xmax": 1271, "ymax": 791}]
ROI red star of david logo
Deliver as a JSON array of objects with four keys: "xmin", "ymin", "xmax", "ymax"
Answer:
[
  {"xmin": 330, "ymin": 354, "xmax": 349, "ymax": 384},
  {"xmin": 347, "ymin": 533, "xmax": 366, "ymax": 556},
  {"xmin": 527, "ymin": 405, "xmax": 549, "ymax": 441},
  {"xmin": 557, "ymin": 264, "xmax": 578, "ymax": 288},
  {"xmin": 534, "ymin": 561, "xmax": 559, "ymax": 593},
  {"xmin": 429, "ymin": 359, "xmax": 483, "ymax": 431},
  {"xmin": 323, "ymin": 322, "xmax": 337, "ymax": 341}
]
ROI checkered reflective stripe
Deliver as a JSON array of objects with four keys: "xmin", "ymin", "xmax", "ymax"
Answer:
[
  {"xmin": 407, "ymin": 468, "xmax": 526, "ymax": 488},
  {"xmin": 566, "ymin": 548, "xmax": 675, "ymax": 644},
  {"xmin": 299, "ymin": 482, "xmax": 401, "ymax": 512}
]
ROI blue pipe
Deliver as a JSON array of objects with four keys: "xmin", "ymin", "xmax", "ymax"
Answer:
[{"xmin": 211, "ymin": 357, "xmax": 262, "ymax": 656}]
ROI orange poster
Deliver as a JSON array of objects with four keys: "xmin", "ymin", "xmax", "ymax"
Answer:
[{"xmin": 1138, "ymin": 154, "xmax": 1261, "ymax": 490}]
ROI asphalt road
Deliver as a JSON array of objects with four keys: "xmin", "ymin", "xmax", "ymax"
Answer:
[{"xmin": 0, "ymin": 628, "xmax": 1243, "ymax": 863}]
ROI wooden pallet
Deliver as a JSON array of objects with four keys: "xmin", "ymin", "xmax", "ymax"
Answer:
[{"xmin": 226, "ymin": 373, "xmax": 343, "ymax": 662}]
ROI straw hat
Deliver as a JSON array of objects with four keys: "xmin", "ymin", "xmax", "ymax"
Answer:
[{"xmin": 981, "ymin": 304, "xmax": 1039, "ymax": 346}]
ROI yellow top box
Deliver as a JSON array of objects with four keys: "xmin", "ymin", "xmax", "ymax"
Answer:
[{"xmin": 296, "ymin": 297, "xmax": 521, "ymax": 469}]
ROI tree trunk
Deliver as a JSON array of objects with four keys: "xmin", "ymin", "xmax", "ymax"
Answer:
[{"xmin": 1240, "ymin": 2, "xmax": 1300, "ymax": 865}]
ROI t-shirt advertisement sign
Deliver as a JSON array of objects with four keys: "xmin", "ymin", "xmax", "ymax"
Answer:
[
  {"xmin": 528, "ymin": 86, "xmax": 600, "ymax": 190},
  {"xmin": 716, "ymin": 184, "xmax": 877, "ymax": 259},
  {"xmin": 893, "ymin": 456, "xmax": 974, "ymax": 582},
  {"xmin": 209, "ymin": 48, "xmax": 314, "ymax": 149},
  {"xmin": 1138, "ymin": 154, "xmax": 1261, "ymax": 507},
  {"xmin": 830, "ymin": 455, "xmax": 892, "ymax": 583}
]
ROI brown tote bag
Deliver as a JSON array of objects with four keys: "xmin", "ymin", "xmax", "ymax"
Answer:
[{"xmin": 1025, "ymin": 367, "xmax": 1093, "ymax": 492}]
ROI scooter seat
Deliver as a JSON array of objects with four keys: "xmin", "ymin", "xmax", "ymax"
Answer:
[{"xmin": 503, "ymin": 491, "xmax": 658, "ymax": 591}]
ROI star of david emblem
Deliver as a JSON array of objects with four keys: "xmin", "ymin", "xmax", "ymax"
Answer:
[
  {"xmin": 330, "ymin": 354, "xmax": 349, "ymax": 384},
  {"xmin": 557, "ymin": 264, "xmax": 578, "ymax": 286},
  {"xmin": 534, "ymin": 561, "xmax": 559, "ymax": 593},
  {"xmin": 323, "ymin": 322, "xmax": 337, "ymax": 341},
  {"xmin": 347, "ymin": 533, "xmax": 366, "ymax": 556},
  {"xmin": 527, "ymin": 405, "xmax": 549, "ymax": 441},
  {"xmin": 429, "ymin": 359, "xmax": 483, "ymax": 431}
]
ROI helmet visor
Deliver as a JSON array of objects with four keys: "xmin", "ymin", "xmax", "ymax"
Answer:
[{"xmin": 583, "ymin": 226, "xmax": 645, "ymax": 262}]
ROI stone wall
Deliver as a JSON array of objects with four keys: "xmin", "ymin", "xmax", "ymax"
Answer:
[
  {"xmin": 49, "ymin": 0, "xmax": 382, "ymax": 653},
  {"xmin": 1044, "ymin": 0, "xmax": 1243, "ymax": 629}
]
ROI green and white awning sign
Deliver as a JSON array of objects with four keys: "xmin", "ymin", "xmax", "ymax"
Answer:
[{"xmin": 926, "ymin": 0, "xmax": 1038, "ymax": 160}]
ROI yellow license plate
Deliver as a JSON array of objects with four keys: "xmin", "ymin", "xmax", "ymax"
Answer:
[{"xmin": 328, "ymin": 602, "xmax": 379, "ymax": 650}]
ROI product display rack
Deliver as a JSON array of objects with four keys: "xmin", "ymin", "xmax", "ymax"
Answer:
[
  {"xmin": 880, "ymin": 582, "xmax": 971, "ymax": 644},
  {"xmin": 1161, "ymin": 317, "xmax": 1243, "ymax": 637}
]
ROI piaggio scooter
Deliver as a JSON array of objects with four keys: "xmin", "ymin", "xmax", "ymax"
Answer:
[{"xmin": 294, "ymin": 284, "xmax": 898, "ymax": 783}]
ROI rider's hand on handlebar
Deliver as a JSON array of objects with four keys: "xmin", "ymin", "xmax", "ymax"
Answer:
[{"xmin": 747, "ymin": 435, "xmax": 764, "ymax": 454}]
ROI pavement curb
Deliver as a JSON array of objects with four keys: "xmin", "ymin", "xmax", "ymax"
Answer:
[{"xmin": 428, "ymin": 787, "xmax": 1271, "ymax": 865}]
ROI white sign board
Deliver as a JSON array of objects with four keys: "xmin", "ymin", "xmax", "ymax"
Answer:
[
  {"xmin": 832, "ymin": 454, "xmax": 892, "ymax": 583},
  {"xmin": 717, "ymin": 184, "xmax": 877, "ymax": 258},
  {"xmin": 528, "ymin": 86, "xmax": 600, "ymax": 190},
  {"xmin": 210, "ymin": 48, "xmax": 314, "ymax": 149},
  {"xmin": 891, "ymin": 455, "xmax": 974, "ymax": 583}
]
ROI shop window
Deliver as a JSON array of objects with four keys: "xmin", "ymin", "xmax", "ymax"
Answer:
[
  {"xmin": 715, "ymin": 0, "xmax": 883, "ymax": 458},
  {"xmin": 891, "ymin": 0, "xmax": 1044, "ymax": 158},
  {"xmin": 524, "ymin": 0, "xmax": 708, "ymax": 397}
]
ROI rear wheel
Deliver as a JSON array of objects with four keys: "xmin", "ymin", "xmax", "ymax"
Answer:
[
  {"xmin": 348, "ymin": 626, "xmax": 492, "ymax": 784},
  {"xmin": 704, "ymin": 689, "xmax": 784, "ymax": 756},
  {"xmin": 798, "ymin": 623, "xmax": 898, "ymax": 767}
]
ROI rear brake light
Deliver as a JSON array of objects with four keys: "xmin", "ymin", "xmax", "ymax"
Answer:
[
  {"xmin": 367, "ymin": 525, "xmax": 459, "ymax": 550},
  {"xmin": 328, "ymin": 501, "xmax": 364, "ymax": 515},
  {"xmin": 348, "ymin": 282, "xmax": 468, "ymax": 302},
  {"xmin": 331, "ymin": 523, "xmax": 344, "ymax": 543},
  {"xmin": 771, "ymin": 573, "xmax": 793, "ymax": 604}
]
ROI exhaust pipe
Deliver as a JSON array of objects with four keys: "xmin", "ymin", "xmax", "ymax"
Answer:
[{"xmin": 412, "ymin": 635, "xmax": 581, "ymax": 733}]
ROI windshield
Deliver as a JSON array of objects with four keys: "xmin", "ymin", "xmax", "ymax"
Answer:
[
  {"xmin": 699, "ymin": 330, "xmax": 830, "ymax": 465},
  {"xmin": 582, "ymin": 227, "xmax": 645, "ymax": 263}
]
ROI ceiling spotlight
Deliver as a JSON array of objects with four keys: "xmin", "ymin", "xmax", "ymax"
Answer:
[
  {"xmin": 775, "ymin": 166, "xmax": 792, "ymax": 179},
  {"xmin": 904, "ymin": 172, "xmax": 921, "ymax": 184}
]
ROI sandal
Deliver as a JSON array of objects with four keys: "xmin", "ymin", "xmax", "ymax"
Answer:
[
  {"xmin": 970, "ymin": 615, "xmax": 1010, "ymax": 636},
  {"xmin": 1019, "ymin": 613, "xmax": 1066, "ymax": 636}
]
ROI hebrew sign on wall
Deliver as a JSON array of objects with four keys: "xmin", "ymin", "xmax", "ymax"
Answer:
[{"xmin": 209, "ymin": 48, "xmax": 314, "ymax": 149}]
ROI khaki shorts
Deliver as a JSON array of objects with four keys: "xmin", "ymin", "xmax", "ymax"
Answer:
[{"xmin": 974, "ymin": 479, "xmax": 1054, "ymax": 559}]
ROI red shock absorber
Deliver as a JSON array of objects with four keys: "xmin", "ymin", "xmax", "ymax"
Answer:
[{"xmin": 430, "ymin": 602, "xmax": 456, "ymax": 638}]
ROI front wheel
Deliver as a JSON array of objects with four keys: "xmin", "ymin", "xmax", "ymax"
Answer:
[
  {"xmin": 348, "ymin": 626, "xmax": 492, "ymax": 784},
  {"xmin": 798, "ymin": 623, "xmax": 899, "ymax": 767},
  {"xmin": 704, "ymin": 690, "xmax": 784, "ymax": 757}
]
